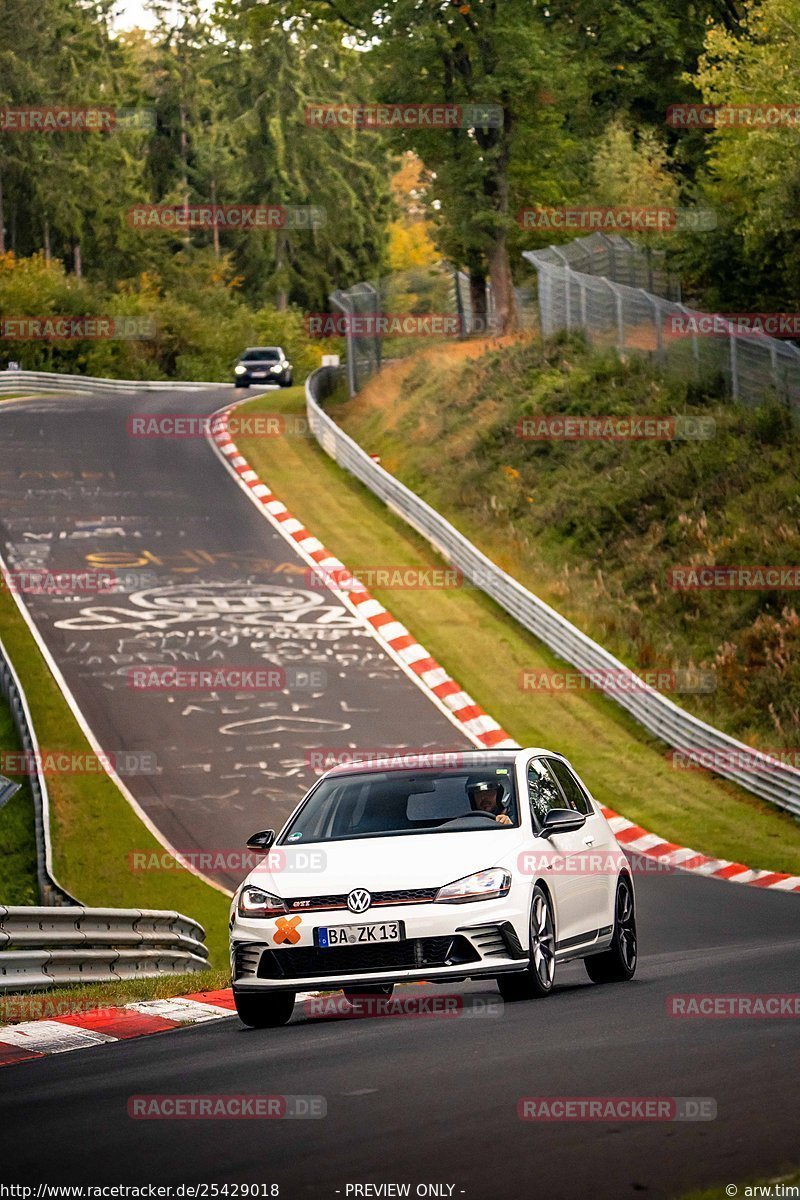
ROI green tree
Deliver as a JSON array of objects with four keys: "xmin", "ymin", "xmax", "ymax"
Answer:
[{"xmin": 688, "ymin": 0, "xmax": 800, "ymax": 307}]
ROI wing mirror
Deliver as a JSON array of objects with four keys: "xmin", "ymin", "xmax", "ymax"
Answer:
[
  {"xmin": 537, "ymin": 808, "xmax": 586, "ymax": 838},
  {"xmin": 246, "ymin": 829, "xmax": 276, "ymax": 851}
]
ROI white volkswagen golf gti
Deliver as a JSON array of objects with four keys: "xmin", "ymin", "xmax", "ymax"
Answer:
[{"xmin": 229, "ymin": 749, "xmax": 637, "ymax": 1026}]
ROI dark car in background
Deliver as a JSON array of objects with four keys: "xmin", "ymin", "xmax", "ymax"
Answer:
[{"xmin": 233, "ymin": 346, "xmax": 293, "ymax": 388}]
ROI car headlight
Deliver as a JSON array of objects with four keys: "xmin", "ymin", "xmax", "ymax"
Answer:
[
  {"xmin": 281, "ymin": 360, "xmax": 290, "ymax": 369},
  {"xmin": 234, "ymin": 364, "xmax": 246, "ymax": 374},
  {"xmin": 237, "ymin": 886, "xmax": 285, "ymax": 917},
  {"xmin": 270, "ymin": 364, "xmax": 283, "ymax": 373},
  {"xmin": 435, "ymin": 869, "xmax": 511, "ymax": 904}
]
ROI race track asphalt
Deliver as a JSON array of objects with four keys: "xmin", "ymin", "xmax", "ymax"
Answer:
[
  {"xmin": 0, "ymin": 387, "xmax": 473, "ymax": 887},
  {"xmin": 1, "ymin": 870, "xmax": 799, "ymax": 1197}
]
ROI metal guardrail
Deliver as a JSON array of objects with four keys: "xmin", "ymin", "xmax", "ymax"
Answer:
[
  {"xmin": 0, "ymin": 773, "xmax": 20, "ymax": 810},
  {"xmin": 306, "ymin": 366, "xmax": 800, "ymax": 818},
  {"xmin": 0, "ymin": 630, "xmax": 211, "ymax": 986},
  {"xmin": 0, "ymin": 907, "xmax": 208, "ymax": 989},
  {"xmin": 0, "ymin": 369, "xmax": 223, "ymax": 394},
  {"xmin": 0, "ymin": 636, "xmax": 76, "ymax": 905}
]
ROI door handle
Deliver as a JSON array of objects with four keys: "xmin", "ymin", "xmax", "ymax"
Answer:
[{"xmin": 583, "ymin": 836, "xmax": 595, "ymax": 846}]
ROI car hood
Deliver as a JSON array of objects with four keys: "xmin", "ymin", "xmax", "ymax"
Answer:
[{"xmin": 244, "ymin": 828, "xmax": 527, "ymax": 898}]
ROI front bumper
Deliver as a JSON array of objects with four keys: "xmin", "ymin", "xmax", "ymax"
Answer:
[
  {"xmin": 235, "ymin": 371, "xmax": 288, "ymax": 385},
  {"xmin": 230, "ymin": 899, "xmax": 529, "ymax": 993}
]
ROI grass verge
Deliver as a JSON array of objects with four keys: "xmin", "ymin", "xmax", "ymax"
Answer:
[
  {"xmin": 235, "ymin": 386, "xmax": 800, "ymax": 876},
  {"xmin": 0, "ymin": 692, "xmax": 38, "ymax": 905},
  {"xmin": 330, "ymin": 336, "xmax": 800, "ymax": 752},
  {"xmin": 0, "ymin": 970, "xmax": 231, "ymax": 1025}
]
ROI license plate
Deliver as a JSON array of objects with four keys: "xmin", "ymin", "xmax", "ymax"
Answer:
[
  {"xmin": 315, "ymin": 921, "xmax": 403, "ymax": 948},
  {"xmin": 252, "ymin": 370, "xmax": 267, "ymax": 377}
]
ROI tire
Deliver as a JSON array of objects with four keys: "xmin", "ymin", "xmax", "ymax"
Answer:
[
  {"xmin": 497, "ymin": 884, "xmax": 556, "ymax": 1001},
  {"xmin": 233, "ymin": 990, "xmax": 295, "ymax": 1028},
  {"xmin": 584, "ymin": 876, "xmax": 637, "ymax": 984},
  {"xmin": 281, "ymin": 375, "xmax": 293, "ymax": 387}
]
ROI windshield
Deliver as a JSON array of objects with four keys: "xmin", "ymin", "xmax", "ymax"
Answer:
[
  {"xmin": 280, "ymin": 763, "xmax": 519, "ymax": 845},
  {"xmin": 241, "ymin": 348, "xmax": 280, "ymax": 361}
]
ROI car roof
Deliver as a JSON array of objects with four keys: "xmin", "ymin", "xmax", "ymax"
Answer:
[
  {"xmin": 241, "ymin": 346, "xmax": 282, "ymax": 353},
  {"xmin": 319, "ymin": 747, "xmax": 558, "ymax": 779}
]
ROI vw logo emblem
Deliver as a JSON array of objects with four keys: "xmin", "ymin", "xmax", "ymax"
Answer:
[{"xmin": 347, "ymin": 888, "xmax": 372, "ymax": 914}]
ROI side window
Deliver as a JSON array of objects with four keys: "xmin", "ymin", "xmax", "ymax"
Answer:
[
  {"xmin": 547, "ymin": 759, "xmax": 592, "ymax": 816},
  {"xmin": 527, "ymin": 758, "xmax": 564, "ymax": 824}
]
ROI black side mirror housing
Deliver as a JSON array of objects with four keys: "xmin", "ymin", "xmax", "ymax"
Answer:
[
  {"xmin": 246, "ymin": 829, "xmax": 276, "ymax": 851},
  {"xmin": 537, "ymin": 808, "xmax": 586, "ymax": 838}
]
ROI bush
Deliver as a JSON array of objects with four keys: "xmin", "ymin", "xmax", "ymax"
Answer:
[{"xmin": 0, "ymin": 249, "xmax": 326, "ymax": 383}]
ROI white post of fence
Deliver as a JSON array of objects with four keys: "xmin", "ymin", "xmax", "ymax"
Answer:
[
  {"xmin": 649, "ymin": 293, "xmax": 663, "ymax": 363},
  {"xmin": 729, "ymin": 330, "xmax": 740, "ymax": 400},
  {"xmin": 539, "ymin": 270, "xmax": 551, "ymax": 336},
  {"xmin": 769, "ymin": 340, "xmax": 779, "ymax": 395},
  {"xmin": 608, "ymin": 282, "xmax": 625, "ymax": 352}
]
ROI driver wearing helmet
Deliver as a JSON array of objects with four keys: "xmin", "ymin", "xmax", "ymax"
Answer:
[{"xmin": 467, "ymin": 779, "xmax": 512, "ymax": 826}]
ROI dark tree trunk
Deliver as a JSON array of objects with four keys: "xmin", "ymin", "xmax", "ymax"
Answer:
[
  {"xmin": 210, "ymin": 178, "xmax": 219, "ymax": 258},
  {"xmin": 468, "ymin": 257, "xmax": 488, "ymax": 332}
]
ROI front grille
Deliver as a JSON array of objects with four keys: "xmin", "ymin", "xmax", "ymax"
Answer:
[
  {"xmin": 257, "ymin": 936, "xmax": 479, "ymax": 980},
  {"xmin": 284, "ymin": 887, "xmax": 439, "ymax": 913}
]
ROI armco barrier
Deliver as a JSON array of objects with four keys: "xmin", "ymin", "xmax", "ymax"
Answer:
[
  {"xmin": 306, "ymin": 366, "xmax": 800, "ymax": 818},
  {"xmin": 0, "ymin": 369, "xmax": 223, "ymax": 394},
  {"xmin": 0, "ymin": 636, "xmax": 76, "ymax": 905},
  {"xmin": 0, "ymin": 907, "xmax": 208, "ymax": 989}
]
